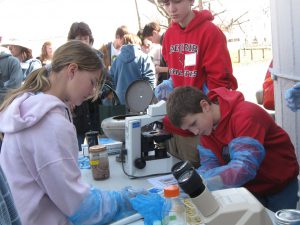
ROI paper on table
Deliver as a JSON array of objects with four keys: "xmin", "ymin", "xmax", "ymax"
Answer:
[{"xmin": 147, "ymin": 174, "xmax": 177, "ymax": 189}]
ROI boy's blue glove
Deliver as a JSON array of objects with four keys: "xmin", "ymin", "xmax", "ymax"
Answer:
[
  {"xmin": 154, "ymin": 79, "xmax": 173, "ymax": 100},
  {"xmin": 196, "ymin": 137, "xmax": 265, "ymax": 191},
  {"xmin": 196, "ymin": 145, "xmax": 221, "ymax": 175},
  {"xmin": 285, "ymin": 82, "xmax": 300, "ymax": 112},
  {"xmin": 130, "ymin": 193, "xmax": 164, "ymax": 225}
]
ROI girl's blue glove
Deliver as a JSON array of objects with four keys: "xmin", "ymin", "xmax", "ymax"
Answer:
[
  {"xmin": 130, "ymin": 193, "xmax": 164, "ymax": 225},
  {"xmin": 68, "ymin": 186, "xmax": 148, "ymax": 225},
  {"xmin": 285, "ymin": 82, "xmax": 300, "ymax": 112}
]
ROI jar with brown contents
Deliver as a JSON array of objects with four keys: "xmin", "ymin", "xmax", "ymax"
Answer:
[{"xmin": 89, "ymin": 145, "xmax": 110, "ymax": 180}]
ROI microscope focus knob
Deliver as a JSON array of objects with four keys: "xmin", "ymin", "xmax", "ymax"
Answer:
[{"xmin": 134, "ymin": 158, "xmax": 146, "ymax": 169}]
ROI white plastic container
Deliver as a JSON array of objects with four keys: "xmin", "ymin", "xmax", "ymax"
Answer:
[
  {"xmin": 275, "ymin": 209, "xmax": 300, "ymax": 225},
  {"xmin": 163, "ymin": 185, "xmax": 186, "ymax": 225}
]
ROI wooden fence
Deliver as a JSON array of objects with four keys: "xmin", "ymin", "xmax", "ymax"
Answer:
[{"xmin": 230, "ymin": 47, "xmax": 272, "ymax": 63}]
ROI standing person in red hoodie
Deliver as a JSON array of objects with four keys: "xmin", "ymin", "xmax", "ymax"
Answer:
[
  {"xmin": 155, "ymin": 0, "xmax": 238, "ymax": 167},
  {"xmin": 167, "ymin": 86, "xmax": 299, "ymax": 212}
]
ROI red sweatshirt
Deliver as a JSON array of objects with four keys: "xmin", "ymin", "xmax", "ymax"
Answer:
[
  {"xmin": 202, "ymin": 88, "xmax": 299, "ymax": 195},
  {"xmin": 162, "ymin": 10, "xmax": 238, "ymax": 90},
  {"xmin": 162, "ymin": 10, "xmax": 238, "ymax": 136}
]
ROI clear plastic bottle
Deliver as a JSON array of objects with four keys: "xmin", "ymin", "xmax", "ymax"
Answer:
[{"xmin": 162, "ymin": 185, "xmax": 186, "ymax": 225}]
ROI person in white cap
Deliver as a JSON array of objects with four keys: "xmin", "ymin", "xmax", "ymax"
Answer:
[{"xmin": 3, "ymin": 39, "xmax": 42, "ymax": 80}]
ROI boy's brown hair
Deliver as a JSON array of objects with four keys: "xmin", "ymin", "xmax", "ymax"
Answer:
[
  {"xmin": 115, "ymin": 25, "xmax": 129, "ymax": 39},
  {"xmin": 166, "ymin": 86, "xmax": 211, "ymax": 127},
  {"xmin": 67, "ymin": 22, "xmax": 94, "ymax": 44},
  {"xmin": 142, "ymin": 22, "xmax": 161, "ymax": 38}
]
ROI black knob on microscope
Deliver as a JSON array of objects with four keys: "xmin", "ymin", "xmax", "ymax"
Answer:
[{"xmin": 134, "ymin": 158, "xmax": 146, "ymax": 169}]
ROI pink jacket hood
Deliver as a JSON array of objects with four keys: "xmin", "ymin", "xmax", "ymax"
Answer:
[{"xmin": 0, "ymin": 92, "xmax": 68, "ymax": 133}]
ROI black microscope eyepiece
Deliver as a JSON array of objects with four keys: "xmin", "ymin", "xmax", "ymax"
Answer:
[
  {"xmin": 177, "ymin": 168, "xmax": 206, "ymax": 198},
  {"xmin": 171, "ymin": 160, "xmax": 194, "ymax": 180}
]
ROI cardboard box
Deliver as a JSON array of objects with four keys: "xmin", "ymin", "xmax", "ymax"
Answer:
[{"xmin": 98, "ymin": 138, "xmax": 123, "ymax": 155}]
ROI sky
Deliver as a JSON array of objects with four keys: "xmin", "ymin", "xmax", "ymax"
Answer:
[
  {"xmin": 0, "ymin": 0, "xmax": 161, "ymax": 53},
  {"xmin": 0, "ymin": 0, "xmax": 271, "ymax": 55}
]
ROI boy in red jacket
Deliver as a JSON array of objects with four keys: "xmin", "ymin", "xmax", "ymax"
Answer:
[{"xmin": 167, "ymin": 86, "xmax": 299, "ymax": 212}]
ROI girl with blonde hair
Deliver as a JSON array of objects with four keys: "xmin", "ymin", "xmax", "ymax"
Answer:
[{"xmin": 0, "ymin": 40, "xmax": 139, "ymax": 225}]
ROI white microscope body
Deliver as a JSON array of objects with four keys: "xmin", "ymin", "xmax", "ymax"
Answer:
[
  {"xmin": 175, "ymin": 163, "xmax": 274, "ymax": 225},
  {"xmin": 124, "ymin": 101, "xmax": 177, "ymax": 177},
  {"xmin": 192, "ymin": 187, "xmax": 274, "ymax": 225}
]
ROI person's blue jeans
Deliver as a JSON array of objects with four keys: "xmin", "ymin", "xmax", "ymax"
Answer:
[
  {"xmin": 255, "ymin": 177, "xmax": 299, "ymax": 212},
  {"xmin": 77, "ymin": 134, "xmax": 85, "ymax": 151}
]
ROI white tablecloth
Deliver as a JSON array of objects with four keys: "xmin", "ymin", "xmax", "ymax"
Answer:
[{"xmin": 80, "ymin": 155, "xmax": 276, "ymax": 225}]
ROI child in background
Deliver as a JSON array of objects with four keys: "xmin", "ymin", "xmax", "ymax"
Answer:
[
  {"xmin": 37, "ymin": 41, "xmax": 53, "ymax": 66},
  {"xmin": 5, "ymin": 40, "xmax": 42, "ymax": 80},
  {"xmin": 67, "ymin": 21, "xmax": 105, "ymax": 150},
  {"xmin": 109, "ymin": 33, "xmax": 155, "ymax": 105}
]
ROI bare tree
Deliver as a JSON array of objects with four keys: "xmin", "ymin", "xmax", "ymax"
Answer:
[
  {"xmin": 219, "ymin": 12, "xmax": 250, "ymax": 33},
  {"xmin": 134, "ymin": 0, "xmax": 142, "ymax": 30},
  {"xmin": 145, "ymin": 0, "xmax": 249, "ymax": 33},
  {"xmin": 150, "ymin": 0, "xmax": 170, "ymax": 23},
  {"xmin": 198, "ymin": 0, "xmax": 203, "ymax": 10}
]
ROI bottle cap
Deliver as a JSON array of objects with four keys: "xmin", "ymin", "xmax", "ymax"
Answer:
[
  {"xmin": 89, "ymin": 144, "xmax": 106, "ymax": 153},
  {"xmin": 164, "ymin": 185, "xmax": 180, "ymax": 198},
  {"xmin": 275, "ymin": 209, "xmax": 300, "ymax": 224},
  {"xmin": 85, "ymin": 131, "xmax": 99, "ymax": 137}
]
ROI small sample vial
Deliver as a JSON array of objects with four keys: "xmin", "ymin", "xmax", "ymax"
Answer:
[{"xmin": 81, "ymin": 144, "xmax": 89, "ymax": 156}]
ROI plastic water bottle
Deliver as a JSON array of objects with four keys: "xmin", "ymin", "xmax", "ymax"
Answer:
[{"xmin": 162, "ymin": 185, "xmax": 186, "ymax": 225}]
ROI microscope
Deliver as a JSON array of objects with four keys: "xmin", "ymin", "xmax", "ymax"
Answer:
[
  {"xmin": 172, "ymin": 161, "xmax": 274, "ymax": 225},
  {"xmin": 123, "ymin": 100, "xmax": 177, "ymax": 177}
]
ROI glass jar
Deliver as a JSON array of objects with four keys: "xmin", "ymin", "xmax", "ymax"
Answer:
[{"xmin": 89, "ymin": 145, "xmax": 110, "ymax": 180}]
